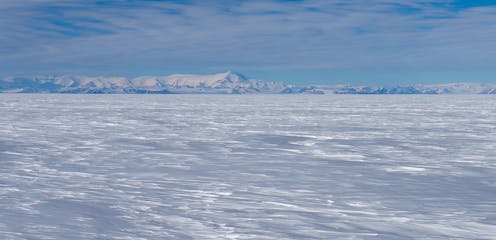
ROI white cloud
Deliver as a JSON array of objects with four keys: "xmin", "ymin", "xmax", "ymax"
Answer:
[{"xmin": 0, "ymin": 0, "xmax": 495, "ymax": 76}]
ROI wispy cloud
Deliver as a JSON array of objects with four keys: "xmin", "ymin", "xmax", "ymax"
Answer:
[{"xmin": 1, "ymin": 0, "xmax": 495, "ymax": 80}]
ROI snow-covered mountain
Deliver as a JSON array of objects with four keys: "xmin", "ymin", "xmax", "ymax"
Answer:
[
  {"xmin": 1, "ymin": 72, "xmax": 495, "ymax": 94},
  {"xmin": 286, "ymin": 83, "xmax": 496, "ymax": 95},
  {"xmin": 0, "ymin": 71, "xmax": 285, "ymax": 94},
  {"xmin": 131, "ymin": 71, "xmax": 285, "ymax": 93}
]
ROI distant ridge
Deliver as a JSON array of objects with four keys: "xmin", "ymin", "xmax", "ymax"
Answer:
[
  {"xmin": 298, "ymin": 82, "xmax": 496, "ymax": 95},
  {"xmin": 1, "ymin": 72, "xmax": 495, "ymax": 94}
]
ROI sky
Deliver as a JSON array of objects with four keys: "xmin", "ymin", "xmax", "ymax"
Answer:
[{"xmin": 1, "ymin": 0, "xmax": 495, "ymax": 85}]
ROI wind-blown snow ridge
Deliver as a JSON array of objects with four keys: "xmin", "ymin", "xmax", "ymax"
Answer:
[{"xmin": 1, "ymin": 72, "xmax": 495, "ymax": 94}]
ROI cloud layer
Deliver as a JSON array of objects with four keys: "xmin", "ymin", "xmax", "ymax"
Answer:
[{"xmin": 1, "ymin": 0, "xmax": 495, "ymax": 82}]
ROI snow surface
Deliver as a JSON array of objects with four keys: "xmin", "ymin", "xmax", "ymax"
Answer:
[{"xmin": 0, "ymin": 94, "xmax": 495, "ymax": 239}]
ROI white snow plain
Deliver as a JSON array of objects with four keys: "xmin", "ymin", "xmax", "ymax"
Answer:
[{"xmin": 0, "ymin": 94, "xmax": 495, "ymax": 239}]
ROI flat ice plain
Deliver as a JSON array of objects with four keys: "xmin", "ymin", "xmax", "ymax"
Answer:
[{"xmin": 1, "ymin": 94, "xmax": 495, "ymax": 239}]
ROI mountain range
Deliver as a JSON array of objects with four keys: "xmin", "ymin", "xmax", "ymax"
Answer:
[{"xmin": 1, "ymin": 71, "xmax": 495, "ymax": 94}]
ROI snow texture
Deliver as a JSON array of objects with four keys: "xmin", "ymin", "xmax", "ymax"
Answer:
[{"xmin": 0, "ymin": 94, "xmax": 495, "ymax": 239}]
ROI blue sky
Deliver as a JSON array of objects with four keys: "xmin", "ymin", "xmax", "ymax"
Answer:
[{"xmin": 1, "ymin": 0, "xmax": 495, "ymax": 85}]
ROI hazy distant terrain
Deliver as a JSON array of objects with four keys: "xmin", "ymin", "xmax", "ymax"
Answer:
[
  {"xmin": 1, "ymin": 72, "xmax": 495, "ymax": 94},
  {"xmin": 1, "ymin": 95, "xmax": 495, "ymax": 239}
]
